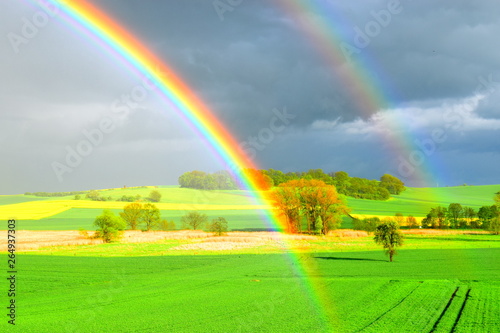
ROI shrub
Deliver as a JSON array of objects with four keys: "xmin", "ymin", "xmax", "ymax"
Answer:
[
  {"xmin": 93, "ymin": 210, "xmax": 126, "ymax": 243},
  {"xmin": 208, "ymin": 217, "xmax": 228, "ymax": 236}
]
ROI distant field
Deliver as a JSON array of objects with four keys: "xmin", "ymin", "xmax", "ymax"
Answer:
[
  {"xmin": 0, "ymin": 185, "xmax": 498, "ymax": 230},
  {"xmin": 347, "ymin": 185, "xmax": 499, "ymax": 217}
]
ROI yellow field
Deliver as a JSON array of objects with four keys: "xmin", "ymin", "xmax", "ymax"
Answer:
[{"xmin": 0, "ymin": 200, "xmax": 271, "ymax": 220}]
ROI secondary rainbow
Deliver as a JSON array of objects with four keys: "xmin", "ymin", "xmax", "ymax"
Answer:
[
  {"xmin": 275, "ymin": 0, "xmax": 437, "ymax": 187},
  {"xmin": 45, "ymin": 0, "xmax": 337, "ymax": 329}
]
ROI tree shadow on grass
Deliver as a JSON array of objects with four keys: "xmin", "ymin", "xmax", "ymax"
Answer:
[{"xmin": 315, "ymin": 256, "xmax": 386, "ymax": 262}]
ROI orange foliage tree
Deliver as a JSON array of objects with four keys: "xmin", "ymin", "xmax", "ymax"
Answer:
[{"xmin": 271, "ymin": 179, "xmax": 349, "ymax": 234}]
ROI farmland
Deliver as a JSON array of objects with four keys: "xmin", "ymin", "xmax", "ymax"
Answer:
[
  {"xmin": 8, "ymin": 246, "xmax": 500, "ymax": 332},
  {"xmin": 1, "ymin": 185, "xmax": 499, "ymax": 332}
]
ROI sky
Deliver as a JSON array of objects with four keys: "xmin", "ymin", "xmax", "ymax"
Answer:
[{"xmin": 1, "ymin": 0, "xmax": 499, "ymax": 194}]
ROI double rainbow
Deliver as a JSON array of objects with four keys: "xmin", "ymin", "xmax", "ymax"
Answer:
[{"xmin": 40, "ymin": 0, "xmax": 420, "ymax": 329}]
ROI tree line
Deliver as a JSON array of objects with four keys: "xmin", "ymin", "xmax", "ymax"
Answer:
[
  {"xmin": 178, "ymin": 168, "xmax": 406, "ymax": 200},
  {"xmin": 90, "ymin": 204, "xmax": 229, "ymax": 242}
]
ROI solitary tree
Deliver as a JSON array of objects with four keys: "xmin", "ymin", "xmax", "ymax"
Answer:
[
  {"xmin": 140, "ymin": 203, "xmax": 161, "ymax": 231},
  {"xmin": 490, "ymin": 216, "xmax": 500, "ymax": 235},
  {"xmin": 181, "ymin": 211, "xmax": 208, "ymax": 230},
  {"xmin": 406, "ymin": 215, "xmax": 418, "ymax": 229},
  {"xmin": 148, "ymin": 190, "xmax": 162, "ymax": 203},
  {"xmin": 93, "ymin": 210, "xmax": 126, "ymax": 243},
  {"xmin": 208, "ymin": 217, "xmax": 229, "ymax": 236},
  {"xmin": 374, "ymin": 221, "xmax": 404, "ymax": 262},
  {"xmin": 120, "ymin": 203, "xmax": 144, "ymax": 230}
]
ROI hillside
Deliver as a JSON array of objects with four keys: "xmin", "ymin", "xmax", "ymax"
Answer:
[{"xmin": 0, "ymin": 185, "xmax": 498, "ymax": 231}]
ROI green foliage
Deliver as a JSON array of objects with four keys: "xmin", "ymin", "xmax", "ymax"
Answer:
[
  {"xmin": 157, "ymin": 220, "xmax": 176, "ymax": 231},
  {"xmin": 374, "ymin": 221, "xmax": 404, "ymax": 262},
  {"xmin": 120, "ymin": 203, "xmax": 144, "ymax": 230},
  {"xmin": 93, "ymin": 210, "xmax": 126, "ymax": 243},
  {"xmin": 118, "ymin": 194, "xmax": 141, "ymax": 202},
  {"xmin": 178, "ymin": 170, "xmax": 237, "ymax": 190},
  {"xmin": 489, "ymin": 214, "xmax": 500, "ymax": 235},
  {"xmin": 379, "ymin": 174, "xmax": 406, "ymax": 195},
  {"xmin": 25, "ymin": 190, "xmax": 89, "ymax": 197},
  {"xmin": 140, "ymin": 203, "xmax": 161, "ymax": 231},
  {"xmin": 148, "ymin": 190, "xmax": 162, "ymax": 202},
  {"xmin": 208, "ymin": 217, "xmax": 229, "ymax": 236},
  {"xmin": 353, "ymin": 217, "xmax": 381, "ymax": 233},
  {"xmin": 181, "ymin": 211, "xmax": 208, "ymax": 230},
  {"xmin": 447, "ymin": 203, "xmax": 463, "ymax": 228}
]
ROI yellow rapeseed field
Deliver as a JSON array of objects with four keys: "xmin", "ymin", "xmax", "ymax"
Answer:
[{"xmin": 0, "ymin": 200, "xmax": 271, "ymax": 220}]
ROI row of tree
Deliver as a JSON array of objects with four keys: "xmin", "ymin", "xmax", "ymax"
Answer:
[
  {"xmin": 270, "ymin": 179, "xmax": 349, "ymax": 234},
  {"xmin": 79, "ymin": 190, "xmax": 162, "ymax": 203},
  {"xmin": 421, "ymin": 203, "xmax": 500, "ymax": 232},
  {"xmin": 178, "ymin": 168, "xmax": 406, "ymax": 201},
  {"xmin": 92, "ymin": 205, "xmax": 229, "ymax": 242}
]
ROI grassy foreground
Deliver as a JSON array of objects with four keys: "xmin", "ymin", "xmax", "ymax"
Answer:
[{"xmin": 6, "ymin": 246, "xmax": 500, "ymax": 332}]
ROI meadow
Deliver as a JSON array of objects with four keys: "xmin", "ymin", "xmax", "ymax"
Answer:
[
  {"xmin": 1, "ymin": 185, "xmax": 499, "ymax": 332},
  {"xmin": 1, "ymin": 184, "xmax": 498, "ymax": 230}
]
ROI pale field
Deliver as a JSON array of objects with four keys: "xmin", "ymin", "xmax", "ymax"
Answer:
[
  {"xmin": 0, "ymin": 200, "xmax": 271, "ymax": 220},
  {"xmin": 3, "ymin": 229, "xmax": 491, "ymax": 253}
]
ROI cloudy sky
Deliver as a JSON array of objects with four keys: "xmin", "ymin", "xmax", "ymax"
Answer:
[{"xmin": 1, "ymin": 0, "xmax": 499, "ymax": 194}]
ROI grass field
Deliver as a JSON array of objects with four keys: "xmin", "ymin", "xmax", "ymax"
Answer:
[
  {"xmin": 7, "ymin": 245, "xmax": 500, "ymax": 332},
  {"xmin": 1, "ymin": 185, "xmax": 499, "ymax": 332},
  {"xmin": 1, "ymin": 185, "xmax": 498, "ymax": 230}
]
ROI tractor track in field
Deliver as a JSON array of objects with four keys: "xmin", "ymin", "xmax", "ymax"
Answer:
[
  {"xmin": 355, "ymin": 284, "xmax": 421, "ymax": 332},
  {"xmin": 451, "ymin": 288, "xmax": 471, "ymax": 332},
  {"xmin": 429, "ymin": 286, "xmax": 460, "ymax": 332}
]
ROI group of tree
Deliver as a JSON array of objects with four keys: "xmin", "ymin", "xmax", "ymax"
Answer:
[
  {"xmin": 79, "ymin": 190, "xmax": 162, "ymax": 203},
  {"xmin": 270, "ymin": 179, "xmax": 350, "ymax": 235},
  {"xmin": 181, "ymin": 211, "xmax": 229, "ymax": 236},
  {"xmin": 353, "ymin": 213, "xmax": 418, "ymax": 232},
  {"xmin": 178, "ymin": 170, "xmax": 239, "ymax": 190},
  {"xmin": 93, "ymin": 206, "xmax": 230, "ymax": 242},
  {"xmin": 421, "ymin": 202, "xmax": 500, "ymax": 233},
  {"xmin": 26, "ymin": 190, "xmax": 89, "ymax": 197},
  {"xmin": 178, "ymin": 168, "xmax": 406, "ymax": 200}
]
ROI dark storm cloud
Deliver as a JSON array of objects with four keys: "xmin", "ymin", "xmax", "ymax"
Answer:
[{"xmin": 1, "ymin": 0, "xmax": 499, "ymax": 193}]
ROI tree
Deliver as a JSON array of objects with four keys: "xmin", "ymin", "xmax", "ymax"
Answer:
[
  {"xmin": 86, "ymin": 190, "xmax": 102, "ymax": 201},
  {"xmin": 394, "ymin": 213, "xmax": 404, "ymax": 226},
  {"xmin": 490, "ymin": 216, "xmax": 500, "ymax": 235},
  {"xmin": 406, "ymin": 215, "xmax": 418, "ymax": 229},
  {"xmin": 140, "ymin": 203, "xmax": 161, "ymax": 231},
  {"xmin": 374, "ymin": 221, "xmax": 404, "ymax": 262},
  {"xmin": 208, "ymin": 217, "xmax": 228, "ymax": 236},
  {"xmin": 273, "ymin": 179, "xmax": 349, "ymax": 235},
  {"xmin": 462, "ymin": 207, "xmax": 476, "ymax": 228},
  {"xmin": 181, "ymin": 211, "xmax": 208, "ymax": 230},
  {"xmin": 148, "ymin": 190, "xmax": 162, "ymax": 203},
  {"xmin": 270, "ymin": 186, "xmax": 302, "ymax": 233},
  {"xmin": 379, "ymin": 174, "xmax": 406, "ymax": 195},
  {"xmin": 448, "ymin": 203, "xmax": 463, "ymax": 229},
  {"xmin": 494, "ymin": 191, "xmax": 500, "ymax": 206},
  {"xmin": 120, "ymin": 203, "xmax": 144, "ymax": 230},
  {"xmin": 157, "ymin": 220, "xmax": 176, "ymax": 231},
  {"xmin": 93, "ymin": 210, "xmax": 126, "ymax": 243}
]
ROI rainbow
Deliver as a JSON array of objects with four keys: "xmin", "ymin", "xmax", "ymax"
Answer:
[
  {"xmin": 275, "ymin": 0, "xmax": 436, "ymax": 187},
  {"xmin": 40, "ymin": 0, "xmax": 423, "ymax": 330}
]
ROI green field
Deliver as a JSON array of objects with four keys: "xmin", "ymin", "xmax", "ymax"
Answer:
[
  {"xmin": 2, "ymin": 185, "xmax": 498, "ymax": 231},
  {"xmin": 8, "ymin": 247, "xmax": 500, "ymax": 332},
  {"xmin": 2, "ymin": 185, "xmax": 499, "ymax": 332}
]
